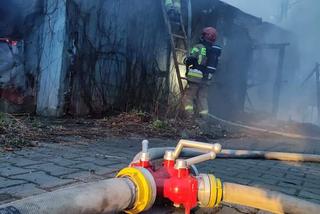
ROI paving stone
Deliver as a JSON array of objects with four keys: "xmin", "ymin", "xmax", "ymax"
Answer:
[
  {"xmin": 0, "ymin": 159, "xmax": 8, "ymax": 165},
  {"xmin": 0, "ymin": 153, "xmax": 8, "ymax": 159},
  {"xmin": 24, "ymin": 155, "xmax": 55, "ymax": 162},
  {"xmin": 0, "ymin": 165, "xmax": 34, "ymax": 177},
  {"xmin": 61, "ymin": 171, "xmax": 105, "ymax": 182},
  {"xmin": 100, "ymin": 156, "xmax": 130, "ymax": 163},
  {"xmin": 107, "ymin": 162, "xmax": 127, "ymax": 169},
  {"xmin": 208, "ymin": 163, "xmax": 246, "ymax": 172},
  {"xmin": 15, "ymin": 147, "xmax": 56, "ymax": 157},
  {"xmin": 247, "ymin": 165, "xmax": 271, "ymax": 172},
  {"xmin": 72, "ymin": 156, "xmax": 120, "ymax": 167},
  {"xmin": 11, "ymin": 172, "xmax": 74, "ymax": 189},
  {"xmin": 11, "ymin": 158, "xmax": 42, "ymax": 167},
  {"xmin": 0, "ymin": 193, "xmax": 17, "ymax": 204},
  {"xmin": 274, "ymin": 187, "xmax": 299, "ymax": 197},
  {"xmin": 249, "ymin": 176, "xmax": 279, "ymax": 185},
  {"xmin": 60, "ymin": 152, "xmax": 88, "ymax": 159},
  {"xmin": 261, "ymin": 170, "xmax": 286, "ymax": 178},
  {"xmin": 270, "ymin": 164, "xmax": 291, "ymax": 170},
  {"xmin": 256, "ymin": 160, "xmax": 279, "ymax": 166},
  {"xmin": 70, "ymin": 163, "xmax": 117, "ymax": 176},
  {"xmin": 1, "ymin": 137, "xmax": 320, "ymax": 208},
  {"xmin": 0, "ymin": 177, "xmax": 27, "ymax": 189},
  {"xmin": 305, "ymin": 173, "xmax": 320, "ymax": 181},
  {"xmin": 288, "ymin": 167, "xmax": 306, "ymax": 173},
  {"xmin": 278, "ymin": 180, "xmax": 303, "ymax": 189},
  {"xmin": 213, "ymin": 161, "xmax": 250, "ymax": 170},
  {"xmin": 302, "ymin": 181, "xmax": 320, "ymax": 190},
  {"xmin": 236, "ymin": 171, "xmax": 263, "ymax": 178},
  {"xmin": 26, "ymin": 147, "xmax": 56, "ymax": 155},
  {"xmin": 47, "ymin": 157, "xmax": 84, "ymax": 167},
  {"xmin": 0, "ymin": 162, "xmax": 12, "ymax": 168},
  {"xmin": 26, "ymin": 163, "xmax": 80, "ymax": 176},
  {"xmin": 235, "ymin": 159, "xmax": 260, "ymax": 165},
  {"xmin": 262, "ymin": 174, "xmax": 303, "ymax": 186},
  {"xmin": 306, "ymin": 168, "xmax": 320, "ymax": 175},
  {"xmin": 11, "ymin": 150, "xmax": 34, "ymax": 156},
  {"xmin": 0, "ymin": 183, "xmax": 47, "ymax": 198},
  {"xmin": 301, "ymin": 186, "xmax": 320, "ymax": 195},
  {"xmin": 285, "ymin": 173, "xmax": 305, "ymax": 180},
  {"xmin": 203, "ymin": 167, "xmax": 239, "ymax": 177},
  {"xmin": 299, "ymin": 190, "xmax": 320, "ymax": 201},
  {"xmin": 207, "ymin": 170, "xmax": 239, "ymax": 179},
  {"xmin": 287, "ymin": 168, "xmax": 306, "ymax": 177}
]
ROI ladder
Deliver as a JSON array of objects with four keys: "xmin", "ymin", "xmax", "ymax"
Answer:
[{"xmin": 161, "ymin": 0, "xmax": 189, "ymax": 94}]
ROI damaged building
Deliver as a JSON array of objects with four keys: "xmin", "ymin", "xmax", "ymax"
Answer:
[{"xmin": 0, "ymin": 0, "xmax": 299, "ymax": 120}]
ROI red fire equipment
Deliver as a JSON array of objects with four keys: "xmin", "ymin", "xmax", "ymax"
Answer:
[{"xmin": 129, "ymin": 140, "xmax": 223, "ymax": 214}]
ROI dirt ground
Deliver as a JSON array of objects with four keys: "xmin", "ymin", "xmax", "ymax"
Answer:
[
  {"xmin": 0, "ymin": 112, "xmax": 320, "ymax": 213},
  {"xmin": 1, "ymin": 111, "xmax": 320, "ymax": 152},
  {"xmin": 0, "ymin": 112, "xmax": 240, "ymax": 151}
]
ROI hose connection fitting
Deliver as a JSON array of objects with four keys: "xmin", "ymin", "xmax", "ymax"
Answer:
[
  {"xmin": 131, "ymin": 140, "xmax": 151, "ymax": 168},
  {"xmin": 116, "ymin": 167, "xmax": 156, "ymax": 214},
  {"xmin": 120, "ymin": 139, "xmax": 223, "ymax": 214},
  {"xmin": 197, "ymin": 174, "xmax": 223, "ymax": 208}
]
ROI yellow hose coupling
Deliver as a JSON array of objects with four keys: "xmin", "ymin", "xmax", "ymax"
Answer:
[
  {"xmin": 117, "ymin": 167, "xmax": 156, "ymax": 214},
  {"xmin": 197, "ymin": 174, "xmax": 223, "ymax": 208}
]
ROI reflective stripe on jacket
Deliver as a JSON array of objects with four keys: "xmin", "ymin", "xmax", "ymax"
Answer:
[
  {"xmin": 187, "ymin": 68, "xmax": 203, "ymax": 79},
  {"xmin": 165, "ymin": 0, "xmax": 181, "ymax": 9},
  {"xmin": 190, "ymin": 44, "xmax": 207, "ymax": 66},
  {"xmin": 187, "ymin": 43, "xmax": 207, "ymax": 80}
]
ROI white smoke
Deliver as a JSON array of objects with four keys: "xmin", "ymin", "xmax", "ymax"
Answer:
[{"xmin": 222, "ymin": 0, "xmax": 320, "ymax": 124}]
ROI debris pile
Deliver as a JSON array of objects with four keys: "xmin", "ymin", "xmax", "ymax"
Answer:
[
  {"xmin": 0, "ymin": 113, "xmax": 37, "ymax": 150},
  {"xmin": 101, "ymin": 112, "xmax": 235, "ymax": 140},
  {"xmin": 0, "ymin": 112, "xmax": 234, "ymax": 150}
]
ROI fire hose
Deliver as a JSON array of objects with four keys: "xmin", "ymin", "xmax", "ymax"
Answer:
[
  {"xmin": 0, "ymin": 178, "xmax": 139, "ymax": 214},
  {"xmin": 132, "ymin": 143, "xmax": 320, "ymax": 163},
  {"xmin": 207, "ymin": 113, "xmax": 320, "ymax": 141},
  {"xmin": 0, "ymin": 139, "xmax": 319, "ymax": 214}
]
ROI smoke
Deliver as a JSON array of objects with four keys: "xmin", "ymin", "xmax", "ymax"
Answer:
[
  {"xmin": 283, "ymin": 0, "xmax": 320, "ymax": 74},
  {"xmin": 222, "ymin": 0, "xmax": 320, "ymax": 124},
  {"xmin": 0, "ymin": 0, "xmax": 40, "ymax": 38},
  {"xmin": 222, "ymin": 0, "xmax": 282, "ymax": 23}
]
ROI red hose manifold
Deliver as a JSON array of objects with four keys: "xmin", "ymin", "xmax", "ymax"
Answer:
[{"xmin": 130, "ymin": 140, "xmax": 223, "ymax": 214}]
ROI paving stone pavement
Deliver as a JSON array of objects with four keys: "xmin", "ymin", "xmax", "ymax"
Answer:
[{"xmin": 0, "ymin": 136, "xmax": 320, "ymax": 213}]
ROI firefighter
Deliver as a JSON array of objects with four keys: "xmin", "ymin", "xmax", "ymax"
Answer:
[
  {"xmin": 165, "ymin": 0, "xmax": 181, "ymax": 21},
  {"xmin": 183, "ymin": 27, "xmax": 222, "ymax": 117}
]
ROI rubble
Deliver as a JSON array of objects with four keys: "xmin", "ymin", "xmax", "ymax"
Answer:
[
  {"xmin": 2, "ymin": 110, "xmax": 320, "ymax": 151},
  {"xmin": 0, "ymin": 113, "xmax": 36, "ymax": 150},
  {"xmin": 0, "ymin": 112, "xmax": 235, "ymax": 150}
]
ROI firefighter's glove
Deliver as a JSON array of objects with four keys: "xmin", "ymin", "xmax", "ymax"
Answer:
[{"xmin": 184, "ymin": 56, "xmax": 198, "ymax": 68}]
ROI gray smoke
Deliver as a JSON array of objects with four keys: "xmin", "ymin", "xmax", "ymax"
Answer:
[
  {"xmin": 223, "ymin": 0, "xmax": 320, "ymax": 124},
  {"xmin": 0, "ymin": 0, "xmax": 40, "ymax": 38}
]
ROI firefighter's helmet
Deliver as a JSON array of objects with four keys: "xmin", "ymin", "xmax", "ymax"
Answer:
[{"xmin": 202, "ymin": 27, "xmax": 217, "ymax": 43}]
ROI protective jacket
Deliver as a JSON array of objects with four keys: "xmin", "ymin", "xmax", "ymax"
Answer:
[
  {"xmin": 185, "ymin": 40, "xmax": 222, "ymax": 81},
  {"xmin": 165, "ymin": 0, "xmax": 181, "ymax": 12}
]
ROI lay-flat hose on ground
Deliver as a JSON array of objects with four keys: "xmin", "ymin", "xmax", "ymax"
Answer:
[
  {"xmin": 132, "ymin": 147, "xmax": 320, "ymax": 163},
  {"xmin": 220, "ymin": 149, "xmax": 320, "ymax": 162},
  {"xmin": 223, "ymin": 182, "xmax": 320, "ymax": 214},
  {"xmin": 207, "ymin": 113, "xmax": 320, "ymax": 141},
  {"xmin": 0, "ymin": 178, "xmax": 135, "ymax": 214}
]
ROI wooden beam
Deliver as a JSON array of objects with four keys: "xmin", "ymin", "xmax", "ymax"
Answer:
[
  {"xmin": 253, "ymin": 43, "xmax": 290, "ymax": 50},
  {"xmin": 272, "ymin": 46, "xmax": 286, "ymax": 117},
  {"xmin": 316, "ymin": 63, "xmax": 320, "ymax": 124}
]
